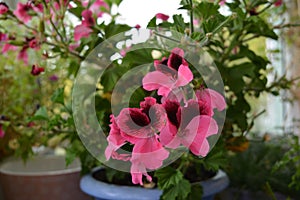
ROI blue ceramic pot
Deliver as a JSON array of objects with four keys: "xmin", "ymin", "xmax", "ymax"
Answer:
[{"xmin": 80, "ymin": 167, "xmax": 229, "ymax": 200}]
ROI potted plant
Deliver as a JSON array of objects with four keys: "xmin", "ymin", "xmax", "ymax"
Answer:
[{"xmin": 0, "ymin": 0, "xmax": 297, "ymax": 199}]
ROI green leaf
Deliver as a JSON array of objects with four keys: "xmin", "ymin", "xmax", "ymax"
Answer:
[
  {"xmin": 69, "ymin": 6, "xmax": 84, "ymax": 18},
  {"xmin": 245, "ymin": 16, "xmax": 278, "ymax": 40},
  {"xmin": 31, "ymin": 106, "xmax": 49, "ymax": 121},
  {"xmin": 203, "ymin": 148, "xmax": 227, "ymax": 171},
  {"xmin": 100, "ymin": 64, "xmax": 128, "ymax": 92},
  {"xmin": 104, "ymin": 23, "xmax": 131, "ymax": 39},
  {"xmin": 155, "ymin": 167, "xmax": 183, "ymax": 189},
  {"xmin": 147, "ymin": 16, "xmax": 157, "ymax": 28},
  {"xmin": 122, "ymin": 49, "xmax": 154, "ymax": 66},
  {"xmin": 173, "ymin": 14, "xmax": 187, "ymax": 32},
  {"xmin": 203, "ymin": 14, "xmax": 227, "ymax": 34},
  {"xmin": 162, "ymin": 178, "xmax": 191, "ymax": 200},
  {"xmin": 51, "ymin": 88, "xmax": 64, "ymax": 105},
  {"xmin": 194, "ymin": 2, "xmax": 220, "ymax": 19},
  {"xmin": 65, "ymin": 139, "xmax": 85, "ymax": 166},
  {"xmin": 186, "ymin": 184, "xmax": 203, "ymax": 200},
  {"xmin": 105, "ymin": 0, "xmax": 122, "ymax": 6}
]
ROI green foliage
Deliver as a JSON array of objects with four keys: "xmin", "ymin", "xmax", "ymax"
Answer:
[
  {"xmin": 225, "ymin": 137, "xmax": 300, "ymax": 198},
  {"xmin": 155, "ymin": 167, "xmax": 191, "ymax": 200},
  {"xmin": 0, "ymin": 0, "xmax": 298, "ymax": 199},
  {"xmin": 273, "ymin": 135, "xmax": 300, "ymax": 191}
]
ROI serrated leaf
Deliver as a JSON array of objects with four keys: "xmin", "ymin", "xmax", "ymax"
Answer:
[
  {"xmin": 161, "ymin": 178, "xmax": 191, "ymax": 200},
  {"xmin": 155, "ymin": 167, "xmax": 183, "ymax": 189},
  {"xmin": 194, "ymin": 2, "xmax": 220, "ymax": 19}
]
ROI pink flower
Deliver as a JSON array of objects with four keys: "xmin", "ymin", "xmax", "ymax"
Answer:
[
  {"xmin": 105, "ymin": 97, "xmax": 168, "ymax": 185},
  {"xmin": 195, "ymin": 88, "xmax": 226, "ymax": 116},
  {"xmin": 14, "ymin": 2, "xmax": 33, "ymax": 23},
  {"xmin": 105, "ymin": 115, "xmax": 127, "ymax": 160},
  {"xmin": 156, "ymin": 13, "xmax": 169, "ymax": 21},
  {"xmin": 27, "ymin": 122, "xmax": 35, "ymax": 127},
  {"xmin": 274, "ymin": 0, "xmax": 283, "ymax": 7},
  {"xmin": 142, "ymin": 48, "xmax": 193, "ymax": 97},
  {"xmin": 81, "ymin": 9, "xmax": 95, "ymax": 26},
  {"xmin": 116, "ymin": 97, "xmax": 166, "ymax": 140},
  {"xmin": 31, "ymin": 64, "xmax": 44, "ymax": 76},
  {"xmin": 0, "ymin": 124, "xmax": 5, "ymax": 138},
  {"xmin": 49, "ymin": 75, "xmax": 59, "ymax": 82},
  {"xmin": 18, "ymin": 47, "xmax": 29, "ymax": 64},
  {"xmin": 159, "ymin": 99, "xmax": 219, "ymax": 157},
  {"xmin": 120, "ymin": 46, "xmax": 131, "ymax": 57},
  {"xmin": 131, "ymin": 136, "xmax": 169, "ymax": 185},
  {"xmin": 74, "ymin": 10, "xmax": 95, "ymax": 41},
  {"xmin": 69, "ymin": 42, "xmax": 80, "ymax": 51},
  {"xmin": 219, "ymin": 0, "xmax": 226, "ymax": 6},
  {"xmin": 0, "ymin": 2, "xmax": 9, "ymax": 15},
  {"xmin": 135, "ymin": 24, "xmax": 141, "ymax": 29},
  {"xmin": 0, "ymin": 33, "xmax": 17, "ymax": 53},
  {"xmin": 13, "ymin": 2, "xmax": 43, "ymax": 23},
  {"xmin": 28, "ymin": 38, "xmax": 40, "ymax": 49},
  {"xmin": 74, "ymin": 25, "xmax": 93, "ymax": 41},
  {"xmin": 82, "ymin": 0, "xmax": 109, "ymax": 17}
]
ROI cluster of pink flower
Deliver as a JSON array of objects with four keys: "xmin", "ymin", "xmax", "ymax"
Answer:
[
  {"xmin": 105, "ymin": 48, "xmax": 226, "ymax": 185},
  {"xmin": 0, "ymin": 0, "xmax": 109, "ymax": 76}
]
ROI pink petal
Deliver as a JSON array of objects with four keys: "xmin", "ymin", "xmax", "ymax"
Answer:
[
  {"xmin": 18, "ymin": 47, "xmax": 28, "ymax": 64},
  {"xmin": 82, "ymin": 9, "xmax": 95, "ymax": 26},
  {"xmin": 197, "ymin": 139, "xmax": 210, "ymax": 157},
  {"xmin": 132, "ymin": 136, "xmax": 169, "ymax": 170},
  {"xmin": 74, "ymin": 24, "xmax": 93, "ymax": 41},
  {"xmin": 0, "ymin": 125, "xmax": 5, "ymax": 138},
  {"xmin": 130, "ymin": 162, "xmax": 152, "ymax": 185},
  {"xmin": 196, "ymin": 89, "xmax": 226, "ymax": 111},
  {"xmin": 2, "ymin": 44, "xmax": 17, "ymax": 54},
  {"xmin": 33, "ymin": 4, "xmax": 44, "ymax": 13},
  {"xmin": 185, "ymin": 116, "xmax": 218, "ymax": 156},
  {"xmin": 167, "ymin": 48, "xmax": 188, "ymax": 71},
  {"xmin": 90, "ymin": 0, "xmax": 109, "ymax": 17},
  {"xmin": 274, "ymin": 0, "xmax": 282, "ymax": 7},
  {"xmin": 116, "ymin": 108, "xmax": 151, "ymax": 139},
  {"xmin": 159, "ymin": 122, "xmax": 180, "ymax": 148},
  {"xmin": 142, "ymin": 71, "xmax": 174, "ymax": 95},
  {"xmin": 105, "ymin": 115, "xmax": 127, "ymax": 160},
  {"xmin": 219, "ymin": 0, "xmax": 226, "ymax": 6},
  {"xmin": 176, "ymin": 64, "xmax": 193, "ymax": 87},
  {"xmin": 13, "ymin": 3, "xmax": 32, "ymax": 23},
  {"xmin": 156, "ymin": 13, "xmax": 169, "ymax": 21},
  {"xmin": 0, "ymin": 3, "xmax": 9, "ymax": 15}
]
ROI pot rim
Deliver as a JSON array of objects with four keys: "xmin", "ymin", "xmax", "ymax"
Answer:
[
  {"xmin": 80, "ymin": 167, "xmax": 229, "ymax": 200},
  {"xmin": 0, "ymin": 155, "xmax": 81, "ymax": 176}
]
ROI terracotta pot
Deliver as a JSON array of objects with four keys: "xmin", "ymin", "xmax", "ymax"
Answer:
[
  {"xmin": 80, "ymin": 167, "xmax": 229, "ymax": 200},
  {"xmin": 0, "ymin": 155, "xmax": 90, "ymax": 200}
]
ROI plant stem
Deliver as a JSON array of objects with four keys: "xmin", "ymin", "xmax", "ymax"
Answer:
[{"xmin": 189, "ymin": 0, "xmax": 194, "ymax": 34}]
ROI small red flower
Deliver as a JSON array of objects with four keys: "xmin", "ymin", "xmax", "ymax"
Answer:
[
  {"xmin": 28, "ymin": 38, "xmax": 39, "ymax": 49},
  {"xmin": 27, "ymin": 122, "xmax": 35, "ymax": 127},
  {"xmin": 0, "ymin": 2, "xmax": 9, "ymax": 15},
  {"xmin": 0, "ymin": 124, "xmax": 5, "ymax": 138},
  {"xmin": 31, "ymin": 64, "xmax": 45, "ymax": 76},
  {"xmin": 135, "ymin": 24, "xmax": 141, "ymax": 29},
  {"xmin": 274, "ymin": 0, "xmax": 283, "ymax": 7}
]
